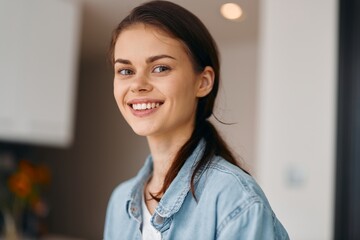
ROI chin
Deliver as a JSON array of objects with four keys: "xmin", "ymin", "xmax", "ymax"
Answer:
[{"xmin": 130, "ymin": 125, "xmax": 155, "ymax": 137}]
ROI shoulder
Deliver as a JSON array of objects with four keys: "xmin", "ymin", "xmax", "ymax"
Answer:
[
  {"xmin": 104, "ymin": 178, "xmax": 137, "ymax": 238},
  {"xmin": 197, "ymin": 156, "xmax": 289, "ymax": 239},
  {"xmin": 105, "ymin": 176, "xmax": 139, "ymax": 221},
  {"xmin": 107, "ymin": 177, "xmax": 137, "ymax": 208},
  {"xmin": 202, "ymin": 156, "xmax": 269, "ymax": 205}
]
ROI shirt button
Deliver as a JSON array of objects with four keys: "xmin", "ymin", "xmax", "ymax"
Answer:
[{"xmin": 154, "ymin": 215, "xmax": 164, "ymax": 224}]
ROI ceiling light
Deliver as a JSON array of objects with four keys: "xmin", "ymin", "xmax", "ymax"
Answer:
[{"xmin": 220, "ymin": 3, "xmax": 243, "ymax": 20}]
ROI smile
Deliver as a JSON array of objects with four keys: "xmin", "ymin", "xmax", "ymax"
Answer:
[{"xmin": 131, "ymin": 102, "xmax": 162, "ymax": 110}]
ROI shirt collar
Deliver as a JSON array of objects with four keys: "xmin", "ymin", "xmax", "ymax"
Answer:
[{"xmin": 156, "ymin": 139, "xmax": 206, "ymax": 217}]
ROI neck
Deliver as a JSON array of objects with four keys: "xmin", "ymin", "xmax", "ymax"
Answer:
[{"xmin": 146, "ymin": 127, "xmax": 193, "ymax": 191}]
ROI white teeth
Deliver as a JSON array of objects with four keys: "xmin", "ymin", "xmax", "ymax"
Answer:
[{"xmin": 131, "ymin": 102, "xmax": 162, "ymax": 110}]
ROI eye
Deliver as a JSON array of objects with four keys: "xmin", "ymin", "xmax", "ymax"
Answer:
[
  {"xmin": 117, "ymin": 68, "xmax": 134, "ymax": 75},
  {"xmin": 153, "ymin": 65, "xmax": 170, "ymax": 73}
]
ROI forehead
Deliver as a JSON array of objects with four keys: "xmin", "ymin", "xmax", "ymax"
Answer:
[{"xmin": 114, "ymin": 23, "xmax": 188, "ymax": 60}]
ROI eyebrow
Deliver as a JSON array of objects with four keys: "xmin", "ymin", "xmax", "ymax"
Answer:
[{"xmin": 114, "ymin": 54, "xmax": 176, "ymax": 65}]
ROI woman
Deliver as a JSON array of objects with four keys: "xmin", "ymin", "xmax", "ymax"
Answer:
[{"xmin": 104, "ymin": 1, "xmax": 289, "ymax": 239}]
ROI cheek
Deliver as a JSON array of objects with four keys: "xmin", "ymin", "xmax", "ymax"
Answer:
[
  {"xmin": 113, "ymin": 81, "xmax": 126, "ymax": 109},
  {"xmin": 169, "ymin": 77, "xmax": 198, "ymax": 102}
]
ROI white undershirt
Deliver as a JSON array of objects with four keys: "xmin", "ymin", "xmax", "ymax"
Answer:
[{"xmin": 141, "ymin": 194, "xmax": 162, "ymax": 240}]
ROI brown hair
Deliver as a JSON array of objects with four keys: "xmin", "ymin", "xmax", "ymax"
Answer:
[{"xmin": 109, "ymin": 0, "xmax": 249, "ymax": 200}]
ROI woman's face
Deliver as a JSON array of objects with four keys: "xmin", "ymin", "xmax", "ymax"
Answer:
[{"xmin": 113, "ymin": 24, "xmax": 211, "ymax": 140}]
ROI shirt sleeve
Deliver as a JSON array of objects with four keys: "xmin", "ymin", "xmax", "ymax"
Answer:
[{"xmin": 216, "ymin": 202, "xmax": 289, "ymax": 240}]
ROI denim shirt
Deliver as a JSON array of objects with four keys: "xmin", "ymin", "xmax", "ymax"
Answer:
[{"xmin": 104, "ymin": 141, "xmax": 289, "ymax": 240}]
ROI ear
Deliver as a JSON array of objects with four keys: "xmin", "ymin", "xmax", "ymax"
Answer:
[{"xmin": 196, "ymin": 66, "xmax": 215, "ymax": 97}]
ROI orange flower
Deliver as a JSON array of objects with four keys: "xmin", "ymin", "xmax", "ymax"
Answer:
[
  {"xmin": 19, "ymin": 159, "xmax": 36, "ymax": 181},
  {"xmin": 8, "ymin": 171, "xmax": 33, "ymax": 198}
]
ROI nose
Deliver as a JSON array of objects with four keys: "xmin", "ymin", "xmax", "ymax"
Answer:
[{"xmin": 130, "ymin": 74, "xmax": 152, "ymax": 93}]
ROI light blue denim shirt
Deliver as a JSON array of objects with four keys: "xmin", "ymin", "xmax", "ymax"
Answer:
[{"xmin": 104, "ymin": 141, "xmax": 289, "ymax": 239}]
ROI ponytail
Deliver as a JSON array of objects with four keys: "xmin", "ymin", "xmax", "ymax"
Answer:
[{"xmin": 151, "ymin": 119, "xmax": 249, "ymax": 202}]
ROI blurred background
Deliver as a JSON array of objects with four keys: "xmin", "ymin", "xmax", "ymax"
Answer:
[{"xmin": 0, "ymin": 0, "xmax": 359, "ymax": 239}]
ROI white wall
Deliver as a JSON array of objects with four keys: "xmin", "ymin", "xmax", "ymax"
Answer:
[
  {"xmin": 256, "ymin": 1, "xmax": 337, "ymax": 239},
  {"xmin": 211, "ymin": 41, "xmax": 258, "ymax": 170}
]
